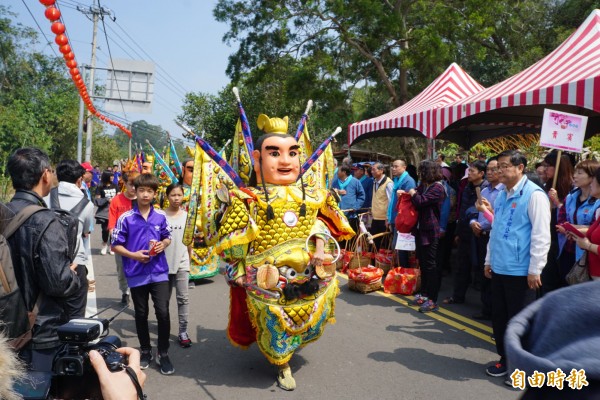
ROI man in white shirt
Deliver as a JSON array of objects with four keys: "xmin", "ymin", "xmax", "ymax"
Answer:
[{"xmin": 483, "ymin": 150, "xmax": 550, "ymax": 382}]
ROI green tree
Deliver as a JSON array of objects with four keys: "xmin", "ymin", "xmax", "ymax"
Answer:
[
  {"xmin": 92, "ymin": 130, "xmax": 124, "ymax": 169},
  {"xmin": 213, "ymin": 0, "xmax": 569, "ymax": 162},
  {"xmin": 179, "ymin": 56, "xmax": 352, "ymax": 150},
  {"xmin": 113, "ymin": 120, "xmax": 167, "ymax": 154},
  {"xmin": 0, "ymin": 6, "xmax": 80, "ymax": 164}
]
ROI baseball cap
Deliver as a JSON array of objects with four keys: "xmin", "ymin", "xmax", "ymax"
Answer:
[{"xmin": 81, "ymin": 162, "xmax": 93, "ymax": 172}]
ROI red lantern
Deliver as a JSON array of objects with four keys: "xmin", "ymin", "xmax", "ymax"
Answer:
[
  {"xmin": 50, "ymin": 22, "xmax": 65, "ymax": 35},
  {"xmin": 39, "ymin": 0, "xmax": 56, "ymax": 5},
  {"xmin": 66, "ymin": 59, "xmax": 77, "ymax": 69},
  {"xmin": 55, "ymin": 34, "xmax": 68, "ymax": 46},
  {"xmin": 72, "ymin": 74, "xmax": 81, "ymax": 81},
  {"xmin": 44, "ymin": 7, "xmax": 61, "ymax": 21},
  {"xmin": 69, "ymin": 68, "xmax": 80, "ymax": 76},
  {"xmin": 63, "ymin": 52, "xmax": 75, "ymax": 61},
  {"xmin": 59, "ymin": 44, "xmax": 71, "ymax": 54}
]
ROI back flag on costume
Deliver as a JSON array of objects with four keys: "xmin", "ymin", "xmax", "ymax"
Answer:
[{"xmin": 168, "ymin": 135, "xmax": 183, "ymax": 178}]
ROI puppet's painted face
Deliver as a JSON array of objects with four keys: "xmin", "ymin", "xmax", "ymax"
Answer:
[
  {"xmin": 182, "ymin": 161, "xmax": 194, "ymax": 186},
  {"xmin": 253, "ymin": 135, "xmax": 300, "ymax": 185},
  {"xmin": 142, "ymin": 162, "xmax": 153, "ymax": 174}
]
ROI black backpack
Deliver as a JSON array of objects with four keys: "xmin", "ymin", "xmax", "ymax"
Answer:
[
  {"xmin": 49, "ymin": 187, "xmax": 90, "ymax": 263},
  {"xmin": 0, "ymin": 205, "xmax": 45, "ymax": 350}
]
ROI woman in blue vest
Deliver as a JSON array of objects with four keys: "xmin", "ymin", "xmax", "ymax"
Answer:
[
  {"xmin": 542, "ymin": 151, "xmax": 575, "ymax": 294},
  {"xmin": 555, "ymin": 160, "xmax": 600, "ymax": 287}
]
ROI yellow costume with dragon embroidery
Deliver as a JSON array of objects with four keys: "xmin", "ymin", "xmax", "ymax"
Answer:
[
  {"xmin": 189, "ymin": 105, "xmax": 348, "ymax": 390},
  {"xmin": 219, "ymin": 184, "xmax": 353, "ymax": 366}
]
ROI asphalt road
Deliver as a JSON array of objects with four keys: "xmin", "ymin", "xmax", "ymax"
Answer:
[{"xmin": 85, "ymin": 228, "xmax": 520, "ymax": 400}]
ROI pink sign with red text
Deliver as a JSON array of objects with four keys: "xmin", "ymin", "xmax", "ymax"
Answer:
[{"xmin": 540, "ymin": 109, "xmax": 588, "ymax": 153}]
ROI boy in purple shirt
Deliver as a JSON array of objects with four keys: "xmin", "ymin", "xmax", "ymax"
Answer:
[{"xmin": 112, "ymin": 173, "xmax": 174, "ymax": 374}]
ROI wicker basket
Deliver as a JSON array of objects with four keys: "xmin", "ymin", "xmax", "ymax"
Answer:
[
  {"xmin": 347, "ymin": 254, "xmax": 372, "ymax": 270},
  {"xmin": 347, "ymin": 233, "xmax": 374, "ymax": 270},
  {"xmin": 348, "ymin": 279, "xmax": 382, "ymax": 293},
  {"xmin": 375, "ymin": 260, "xmax": 392, "ymax": 275}
]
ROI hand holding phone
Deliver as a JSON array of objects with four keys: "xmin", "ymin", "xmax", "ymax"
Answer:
[{"xmin": 561, "ymin": 222, "xmax": 585, "ymax": 238}]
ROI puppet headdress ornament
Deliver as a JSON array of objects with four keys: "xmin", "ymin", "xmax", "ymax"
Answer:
[{"xmin": 257, "ymin": 114, "xmax": 289, "ymax": 135}]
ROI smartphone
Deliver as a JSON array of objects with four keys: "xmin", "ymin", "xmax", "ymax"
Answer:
[
  {"xmin": 475, "ymin": 186, "xmax": 482, "ymax": 204},
  {"xmin": 561, "ymin": 222, "xmax": 585, "ymax": 238}
]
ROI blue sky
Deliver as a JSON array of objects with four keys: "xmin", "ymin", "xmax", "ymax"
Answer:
[{"xmin": 7, "ymin": 0, "xmax": 233, "ymax": 143}]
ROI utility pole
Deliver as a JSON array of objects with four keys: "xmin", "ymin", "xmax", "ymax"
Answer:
[
  {"xmin": 76, "ymin": 66, "xmax": 86, "ymax": 162},
  {"xmin": 77, "ymin": 1, "xmax": 113, "ymax": 162}
]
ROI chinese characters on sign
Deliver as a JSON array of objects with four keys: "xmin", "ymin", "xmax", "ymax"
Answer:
[
  {"xmin": 539, "ymin": 108, "xmax": 588, "ymax": 153},
  {"xmin": 509, "ymin": 368, "xmax": 589, "ymax": 390}
]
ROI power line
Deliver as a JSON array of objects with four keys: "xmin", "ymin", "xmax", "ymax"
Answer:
[
  {"xmin": 113, "ymin": 20, "xmax": 190, "ymax": 95},
  {"xmin": 57, "ymin": 2, "xmax": 189, "ymax": 112},
  {"xmin": 91, "ymin": 47, "xmax": 182, "ymax": 115},
  {"xmin": 96, "ymin": 109, "xmax": 192, "ymax": 143},
  {"xmin": 20, "ymin": 1, "xmax": 192, "ymax": 145},
  {"xmin": 97, "ymin": 0, "xmax": 127, "ymax": 119},
  {"xmin": 97, "ymin": 24, "xmax": 188, "ymax": 100},
  {"xmin": 54, "ymin": 1, "xmax": 84, "ymax": 77},
  {"xmin": 20, "ymin": 0, "xmax": 60, "ymax": 58}
]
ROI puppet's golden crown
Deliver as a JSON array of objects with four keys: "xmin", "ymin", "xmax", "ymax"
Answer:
[{"xmin": 257, "ymin": 114, "xmax": 289, "ymax": 134}]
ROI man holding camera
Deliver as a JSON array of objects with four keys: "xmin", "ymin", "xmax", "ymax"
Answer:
[{"xmin": 5, "ymin": 148, "xmax": 82, "ymax": 372}]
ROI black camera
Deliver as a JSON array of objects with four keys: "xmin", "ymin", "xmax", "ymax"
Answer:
[{"xmin": 51, "ymin": 318, "xmax": 126, "ymax": 399}]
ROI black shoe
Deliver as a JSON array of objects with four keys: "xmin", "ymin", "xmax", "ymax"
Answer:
[
  {"xmin": 140, "ymin": 349, "xmax": 153, "ymax": 370},
  {"xmin": 486, "ymin": 360, "xmax": 508, "ymax": 377},
  {"xmin": 120, "ymin": 293, "xmax": 129, "ymax": 306},
  {"xmin": 157, "ymin": 353, "xmax": 175, "ymax": 375},
  {"xmin": 472, "ymin": 313, "xmax": 491, "ymax": 321}
]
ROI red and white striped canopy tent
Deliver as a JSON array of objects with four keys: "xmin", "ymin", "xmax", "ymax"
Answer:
[
  {"xmin": 347, "ymin": 63, "xmax": 484, "ymax": 146},
  {"xmin": 435, "ymin": 9, "xmax": 600, "ymax": 149}
]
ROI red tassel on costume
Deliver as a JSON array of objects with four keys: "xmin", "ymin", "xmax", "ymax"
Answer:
[{"xmin": 228, "ymin": 286, "xmax": 256, "ymax": 347}]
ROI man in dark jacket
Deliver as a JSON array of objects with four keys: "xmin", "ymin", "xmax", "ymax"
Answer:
[
  {"xmin": 354, "ymin": 163, "xmax": 373, "ymax": 210},
  {"xmin": 444, "ymin": 160, "xmax": 488, "ymax": 304},
  {"xmin": 5, "ymin": 147, "xmax": 81, "ymax": 372}
]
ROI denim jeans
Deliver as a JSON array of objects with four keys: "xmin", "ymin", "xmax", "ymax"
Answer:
[{"xmin": 169, "ymin": 269, "xmax": 190, "ymax": 333}]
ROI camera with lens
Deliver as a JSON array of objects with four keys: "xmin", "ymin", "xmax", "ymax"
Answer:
[{"xmin": 51, "ymin": 318, "xmax": 126, "ymax": 399}]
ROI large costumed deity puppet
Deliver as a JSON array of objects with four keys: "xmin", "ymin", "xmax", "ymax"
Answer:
[{"xmin": 178, "ymin": 89, "xmax": 353, "ymax": 390}]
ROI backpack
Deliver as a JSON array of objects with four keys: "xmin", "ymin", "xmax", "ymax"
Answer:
[
  {"xmin": 0, "ymin": 205, "xmax": 45, "ymax": 350},
  {"xmin": 49, "ymin": 186, "xmax": 90, "ymax": 263}
]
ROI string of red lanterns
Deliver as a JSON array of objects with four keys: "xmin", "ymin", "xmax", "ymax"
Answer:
[{"xmin": 39, "ymin": 0, "xmax": 132, "ymax": 138}]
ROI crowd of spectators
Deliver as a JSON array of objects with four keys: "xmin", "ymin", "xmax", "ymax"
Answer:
[{"xmin": 333, "ymin": 149, "xmax": 599, "ymax": 393}]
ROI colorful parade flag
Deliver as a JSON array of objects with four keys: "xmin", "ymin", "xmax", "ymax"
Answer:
[
  {"xmin": 145, "ymin": 140, "xmax": 178, "ymax": 183},
  {"xmin": 168, "ymin": 134, "xmax": 183, "ymax": 178}
]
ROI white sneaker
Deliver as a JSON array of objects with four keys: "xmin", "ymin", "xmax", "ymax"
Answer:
[
  {"xmin": 100, "ymin": 244, "xmax": 107, "ymax": 255},
  {"xmin": 109, "ymin": 249, "xmax": 115, "ymax": 255}
]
